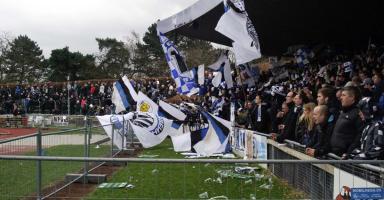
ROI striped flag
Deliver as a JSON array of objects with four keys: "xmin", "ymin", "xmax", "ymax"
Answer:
[
  {"xmin": 111, "ymin": 76, "xmax": 138, "ymax": 114},
  {"xmin": 193, "ymin": 112, "xmax": 231, "ymax": 156}
]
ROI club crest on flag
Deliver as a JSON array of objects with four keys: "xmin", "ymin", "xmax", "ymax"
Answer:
[
  {"xmin": 138, "ymin": 101, "xmax": 153, "ymax": 113},
  {"xmin": 130, "ymin": 113, "xmax": 165, "ymax": 136}
]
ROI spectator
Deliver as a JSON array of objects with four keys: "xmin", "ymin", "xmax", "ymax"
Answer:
[
  {"xmin": 272, "ymin": 102, "xmax": 289, "ymax": 134},
  {"xmin": 330, "ymin": 86, "xmax": 364, "ymax": 158},
  {"xmin": 81, "ymin": 97, "xmax": 87, "ymax": 115},
  {"xmin": 296, "ymin": 102, "xmax": 316, "ymax": 145},
  {"xmin": 274, "ymin": 92, "xmax": 305, "ymax": 143},
  {"xmin": 306, "ymin": 105, "xmax": 334, "ymax": 158},
  {"xmin": 250, "ymin": 94, "xmax": 270, "ymax": 133},
  {"xmin": 99, "ymin": 83, "xmax": 105, "ymax": 96},
  {"xmin": 317, "ymin": 87, "xmax": 340, "ymax": 120}
]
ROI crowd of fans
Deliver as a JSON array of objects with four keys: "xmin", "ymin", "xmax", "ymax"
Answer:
[
  {"xmin": 0, "ymin": 79, "xmax": 177, "ymax": 116},
  {"xmin": 1, "ymin": 45, "xmax": 383, "ymax": 160},
  {"xmin": 225, "ymin": 46, "xmax": 384, "ymax": 160}
]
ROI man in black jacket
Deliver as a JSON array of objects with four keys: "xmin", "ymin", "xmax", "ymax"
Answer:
[
  {"xmin": 330, "ymin": 86, "xmax": 364, "ymax": 158},
  {"xmin": 274, "ymin": 91, "xmax": 306, "ymax": 143},
  {"xmin": 250, "ymin": 94, "xmax": 270, "ymax": 133},
  {"xmin": 306, "ymin": 105, "xmax": 334, "ymax": 158}
]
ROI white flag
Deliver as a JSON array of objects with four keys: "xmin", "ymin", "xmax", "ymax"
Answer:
[{"xmin": 215, "ymin": 8, "xmax": 261, "ymax": 65}]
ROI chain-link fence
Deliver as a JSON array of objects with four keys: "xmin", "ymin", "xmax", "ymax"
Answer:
[{"xmin": 0, "ymin": 117, "xmax": 136, "ymax": 200}]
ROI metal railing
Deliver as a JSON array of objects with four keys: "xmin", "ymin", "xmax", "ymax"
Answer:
[{"xmin": 1, "ymin": 125, "xmax": 383, "ymax": 199}]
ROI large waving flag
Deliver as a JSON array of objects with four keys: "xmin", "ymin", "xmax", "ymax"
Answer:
[
  {"xmin": 215, "ymin": 0, "xmax": 261, "ymax": 65},
  {"xmin": 193, "ymin": 112, "xmax": 231, "ymax": 156},
  {"xmin": 208, "ymin": 53, "xmax": 233, "ymax": 89},
  {"xmin": 158, "ymin": 32, "xmax": 199, "ymax": 96},
  {"xmin": 111, "ymin": 76, "xmax": 138, "ymax": 114}
]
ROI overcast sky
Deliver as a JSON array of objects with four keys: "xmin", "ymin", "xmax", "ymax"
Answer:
[{"xmin": 0, "ymin": 0, "xmax": 198, "ymax": 57}]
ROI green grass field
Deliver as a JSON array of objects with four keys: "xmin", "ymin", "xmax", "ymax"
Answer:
[
  {"xmin": 0, "ymin": 144, "xmax": 110, "ymax": 199},
  {"xmin": 87, "ymin": 139, "xmax": 304, "ymax": 199}
]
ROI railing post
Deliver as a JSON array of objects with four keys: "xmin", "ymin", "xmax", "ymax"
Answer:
[
  {"xmin": 87, "ymin": 118, "xmax": 92, "ymax": 158},
  {"xmin": 36, "ymin": 127, "xmax": 42, "ymax": 200},
  {"xmin": 111, "ymin": 123, "xmax": 115, "ymax": 157},
  {"xmin": 122, "ymin": 116, "xmax": 125, "ymax": 151},
  {"xmin": 83, "ymin": 116, "xmax": 88, "ymax": 183},
  {"xmin": 130, "ymin": 121, "xmax": 134, "ymax": 148}
]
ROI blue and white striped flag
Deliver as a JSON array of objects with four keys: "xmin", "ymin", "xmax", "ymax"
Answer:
[
  {"xmin": 158, "ymin": 32, "xmax": 199, "ymax": 96},
  {"xmin": 193, "ymin": 111, "xmax": 231, "ymax": 156},
  {"xmin": 111, "ymin": 75, "xmax": 138, "ymax": 114}
]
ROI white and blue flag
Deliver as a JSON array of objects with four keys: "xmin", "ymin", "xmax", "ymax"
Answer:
[
  {"xmin": 127, "ymin": 112, "xmax": 172, "ymax": 148},
  {"xmin": 343, "ymin": 61, "xmax": 353, "ymax": 73},
  {"xmin": 97, "ymin": 114, "xmax": 129, "ymax": 150},
  {"xmin": 158, "ymin": 32, "xmax": 199, "ymax": 96},
  {"xmin": 193, "ymin": 112, "xmax": 231, "ymax": 156},
  {"xmin": 295, "ymin": 48, "xmax": 314, "ymax": 67},
  {"xmin": 215, "ymin": 0, "xmax": 261, "ymax": 65},
  {"xmin": 111, "ymin": 75, "xmax": 138, "ymax": 114},
  {"xmin": 208, "ymin": 53, "xmax": 233, "ymax": 89},
  {"xmin": 136, "ymin": 91, "xmax": 186, "ymax": 136}
]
